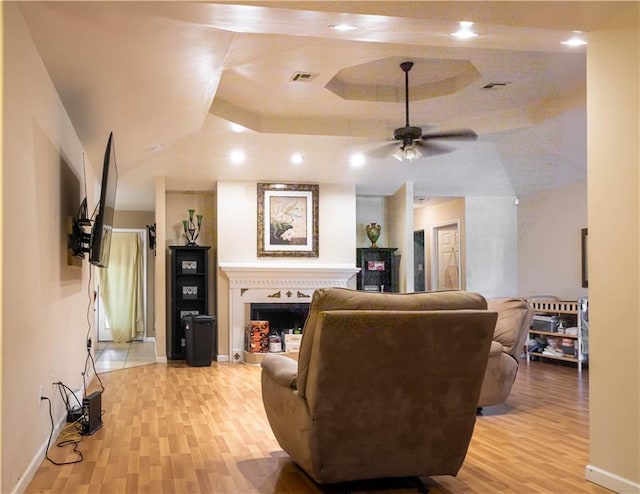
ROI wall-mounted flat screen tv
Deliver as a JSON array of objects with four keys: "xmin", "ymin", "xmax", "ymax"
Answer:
[{"xmin": 89, "ymin": 132, "xmax": 118, "ymax": 268}]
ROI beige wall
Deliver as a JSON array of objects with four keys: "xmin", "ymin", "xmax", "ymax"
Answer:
[
  {"xmin": 518, "ymin": 181, "xmax": 588, "ymax": 301},
  {"xmin": 465, "ymin": 196, "xmax": 519, "ymax": 299},
  {"xmin": 414, "ymin": 198, "xmax": 466, "ymax": 291},
  {"xmin": 0, "ymin": 3, "xmax": 4, "ymax": 489},
  {"xmin": 385, "ymin": 183, "xmax": 414, "ymax": 292},
  {"xmin": 586, "ymin": 6, "xmax": 640, "ymax": 492},
  {"xmin": 356, "ymin": 195, "xmax": 387, "ymax": 248},
  {"xmin": 2, "ymin": 5, "xmax": 99, "ymax": 491},
  {"xmin": 154, "ymin": 178, "xmax": 167, "ymax": 359}
]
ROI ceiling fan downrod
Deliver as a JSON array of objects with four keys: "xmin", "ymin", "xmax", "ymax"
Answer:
[{"xmin": 400, "ymin": 61, "xmax": 413, "ymax": 127}]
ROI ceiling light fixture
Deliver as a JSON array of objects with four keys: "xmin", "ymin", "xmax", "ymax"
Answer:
[
  {"xmin": 230, "ymin": 150, "xmax": 245, "ymax": 164},
  {"xmin": 561, "ymin": 31, "xmax": 587, "ymax": 47},
  {"xmin": 451, "ymin": 21, "xmax": 478, "ymax": 40},
  {"xmin": 229, "ymin": 122, "xmax": 247, "ymax": 133},
  {"xmin": 330, "ymin": 24, "xmax": 357, "ymax": 32},
  {"xmin": 291, "ymin": 153, "xmax": 304, "ymax": 164},
  {"xmin": 350, "ymin": 153, "xmax": 366, "ymax": 167}
]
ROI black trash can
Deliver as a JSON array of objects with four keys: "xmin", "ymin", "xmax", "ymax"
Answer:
[{"xmin": 184, "ymin": 315, "xmax": 217, "ymax": 366}]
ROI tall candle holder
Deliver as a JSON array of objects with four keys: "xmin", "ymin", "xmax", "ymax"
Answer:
[{"xmin": 182, "ymin": 209, "xmax": 203, "ymax": 246}]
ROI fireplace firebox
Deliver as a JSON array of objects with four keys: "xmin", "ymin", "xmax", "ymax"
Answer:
[{"xmin": 250, "ymin": 303, "xmax": 309, "ymax": 334}]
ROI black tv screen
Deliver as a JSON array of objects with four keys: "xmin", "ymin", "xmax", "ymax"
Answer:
[{"xmin": 89, "ymin": 132, "xmax": 118, "ymax": 268}]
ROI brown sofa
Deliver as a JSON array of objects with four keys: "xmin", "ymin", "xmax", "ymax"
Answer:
[
  {"xmin": 477, "ymin": 297, "xmax": 534, "ymax": 408},
  {"xmin": 260, "ymin": 287, "xmax": 497, "ymax": 484}
]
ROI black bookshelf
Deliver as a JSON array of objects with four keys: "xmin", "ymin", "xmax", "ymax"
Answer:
[{"xmin": 168, "ymin": 246, "xmax": 210, "ymax": 359}]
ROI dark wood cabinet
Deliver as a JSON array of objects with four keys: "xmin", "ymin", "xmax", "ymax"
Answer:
[
  {"xmin": 356, "ymin": 247, "xmax": 399, "ymax": 293},
  {"xmin": 168, "ymin": 246, "xmax": 210, "ymax": 359}
]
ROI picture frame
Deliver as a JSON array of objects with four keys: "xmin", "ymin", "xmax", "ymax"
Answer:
[
  {"xmin": 367, "ymin": 260, "xmax": 386, "ymax": 271},
  {"xmin": 179, "ymin": 310, "xmax": 199, "ymax": 319},
  {"xmin": 182, "ymin": 285, "xmax": 198, "ymax": 299},
  {"xmin": 581, "ymin": 228, "xmax": 588, "ymax": 288},
  {"xmin": 257, "ymin": 183, "xmax": 319, "ymax": 257},
  {"xmin": 181, "ymin": 260, "xmax": 198, "ymax": 273}
]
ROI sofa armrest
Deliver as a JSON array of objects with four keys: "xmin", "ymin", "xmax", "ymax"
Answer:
[{"xmin": 261, "ymin": 354, "xmax": 298, "ymax": 389}]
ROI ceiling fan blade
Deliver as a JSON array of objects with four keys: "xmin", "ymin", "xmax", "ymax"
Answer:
[
  {"xmin": 367, "ymin": 142, "xmax": 399, "ymax": 159},
  {"xmin": 414, "ymin": 140, "xmax": 454, "ymax": 156},
  {"xmin": 421, "ymin": 129, "xmax": 478, "ymax": 141}
]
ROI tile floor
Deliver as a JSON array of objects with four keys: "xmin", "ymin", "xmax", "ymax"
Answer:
[{"xmin": 94, "ymin": 340, "xmax": 156, "ymax": 373}]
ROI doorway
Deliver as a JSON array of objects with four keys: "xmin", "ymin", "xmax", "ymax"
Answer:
[
  {"xmin": 414, "ymin": 230, "xmax": 425, "ymax": 292},
  {"xmin": 96, "ymin": 228, "xmax": 148, "ymax": 342},
  {"xmin": 432, "ymin": 222, "xmax": 461, "ymax": 291}
]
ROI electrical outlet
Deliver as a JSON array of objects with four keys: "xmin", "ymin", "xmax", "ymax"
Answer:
[{"xmin": 39, "ymin": 385, "xmax": 44, "ymax": 405}]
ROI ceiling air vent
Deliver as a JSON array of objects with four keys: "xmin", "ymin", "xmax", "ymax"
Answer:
[
  {"xmin": 290, "ymin": 72, "xmax": 316, "ymax": 82},
  {"xmin": 482, "ymin": 82, "xmax": 510, "ymax": 89}
]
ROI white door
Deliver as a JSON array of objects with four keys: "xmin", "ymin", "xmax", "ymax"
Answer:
[{"xmin": 434, "ymin": 224, "xmax": 460, "ymax": 291}]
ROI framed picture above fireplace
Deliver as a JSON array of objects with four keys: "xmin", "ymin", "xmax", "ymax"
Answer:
[{"xmin": 257, "ymin": 182, "xmax": 319, "ymax": 257}]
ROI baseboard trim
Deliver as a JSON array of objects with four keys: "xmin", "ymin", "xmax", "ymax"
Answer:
[
  {"xmin": 586, "ymin": 464, "xmax": 640, "ymax": 493},
  {"xmin": 217, "ymin": 354, "xmax": 230, "ymax": 362}
]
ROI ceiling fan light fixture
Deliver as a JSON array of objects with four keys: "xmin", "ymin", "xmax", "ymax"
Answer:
[
  {"xmin": 393, "ymin": 144, "xmax": 420, "ymax": 162},
  {"xmin": 403, "ymin": 144, "xmax": 420, "ymax": 161}
]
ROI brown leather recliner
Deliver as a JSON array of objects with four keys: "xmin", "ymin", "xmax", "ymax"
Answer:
[
  {"xmin": 477, "ymin": 297, "xmax": 534, "ymax": 408},
  {"xmin": 260, "ymin": 287, "xmax": 497, "ymax": 485}
]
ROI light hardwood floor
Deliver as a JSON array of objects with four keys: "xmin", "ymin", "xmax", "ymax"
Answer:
[{"xmin": 26, "ymin": 359, "xmax": 610, "ymax": 494}]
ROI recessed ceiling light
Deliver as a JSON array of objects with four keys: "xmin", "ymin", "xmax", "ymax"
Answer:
[
  {"xmin": 230, "ymin": 150, "xmax": 245, "ymax": 164},
  {"xmin": 330, "ymin": 24, "xmax": 357, "ymax": 32},
  {"xmin": 229, "ymin": 122, "xmax": 247, "ymax": 133},
  {"xmin": 451, "ymin": 21, "xmax": 478, "ymax": 40},
  {"xmin": 350, "ymin": 153, "xmax": 366, "ymax": 167},
  {"xmin": 561, "ymin": 32, "xmax": 587, "ymax": 47},
  {"xmin": 291, "ymin": 153, "xmax": 304, "ymax": 164}
]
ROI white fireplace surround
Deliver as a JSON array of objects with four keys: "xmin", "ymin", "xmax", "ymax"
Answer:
[{"xmin": 220, "ymin": 262, "xmax": 359, "ymax": 362}]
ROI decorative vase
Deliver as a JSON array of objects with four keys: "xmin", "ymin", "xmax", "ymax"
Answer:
[
  {"xmin": 182, "ymin": 209, "xmax": 203, "ymax": 246},
  {"xmin": 365, "ymin": 222, "xmax": 381, "ymax": 248}
]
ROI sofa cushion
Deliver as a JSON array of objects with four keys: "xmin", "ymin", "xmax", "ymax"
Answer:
[
  {"xmin": 486, "ymin": 297, "xmax": 530, "ymax": 353},
  {"xmin": 296, "ymin": 287, "xmax": 488, "ymax": 398}
]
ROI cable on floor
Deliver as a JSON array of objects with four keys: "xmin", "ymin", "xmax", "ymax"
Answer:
[{"xmin": 41, "ymin": 397, "xmax": 84, "ymax": 466}]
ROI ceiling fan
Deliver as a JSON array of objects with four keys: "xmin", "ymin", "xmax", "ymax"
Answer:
[{"xmin": 384, "ymin": 61, "xmax": 477, "ymax": 162}]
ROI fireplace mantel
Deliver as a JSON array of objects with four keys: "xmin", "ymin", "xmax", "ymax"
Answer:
[
  {"xmin": 220, "ymin": 262, "xmax": 359, "ymax": 362},
  {"xmin": 220, "ymin": 262, "xmax": 359, "ymax": 288}
]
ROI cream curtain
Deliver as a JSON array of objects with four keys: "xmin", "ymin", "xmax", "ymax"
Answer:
[{"xmin": 99, "ymin": 232, "xmax": 144, "ymax": 343}]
